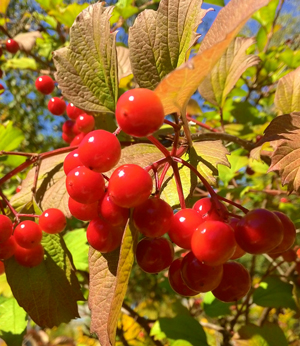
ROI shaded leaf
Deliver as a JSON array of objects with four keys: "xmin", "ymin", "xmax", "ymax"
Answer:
[
  {"xmin": 253, "ymin": 276, "xmax": 297, "ymax": 310},
  {"xmin": 198, "ymin": 37, "xmax": 259, "ymax": 107},
  {"xmin": 64, "ymin": 229, "xmax": 89, "ymax": 272},
  {"xmin": 274, "ymin": 66, "xmax": 300, "ymax": 114},
  {"xmin": 117, "ymin": 46, "xmax": 132, "ymax": 82},
  {"xmin": 14, "ymin": 31, "xmax": 42, "ymax": 52},
  {"xmin": 3, "ymin": 58, "xmax": 38, "ymax": 70},
  {"xmin": 154, "ymin": 0, "xmax": 271, "ymax": 116},
  {"xmin": 236, "ymin": 323, "xmax": 288, "ymax": 346},
  {"xmin": 49, "ymin": 3, "xmax": 90, "ymax": 27},
  {"xmin": 5, "ymin": 231, "xmax": 84, "ymax": 327},
  {"xmin": 129, "ymin": 0, "xmax": 210, "ymax": 90},
  {"xmin": 202, "ymin": 291, "xmax": 231, "ymax": 318},
  {"xmin": 53, "ymin": 3, "xmax": 118, "ymax": 114},
  {"xmin": 150, "ymin": 315, "xmax": 209, "ymax": 346}
]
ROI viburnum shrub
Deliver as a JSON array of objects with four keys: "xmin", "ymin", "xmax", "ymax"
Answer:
[{"xmin": 1, "ymin": 0, "xmax": 300, "ymax": 345}]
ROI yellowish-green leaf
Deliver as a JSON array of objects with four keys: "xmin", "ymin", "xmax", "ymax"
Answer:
[
  {"xmin": 3, "ymin": 58, "xmax": 38, "ymax": 70},
  {"xmin": 35, "ymin": 0, "xmax": 63, "ymax": 11},
  {"xmin": 198, "ymin": 37, "xmax": 259, "ymax": 107},
  {"xmin": 49, "ymin": 3, "xmax": 89, "ymax": 27},
  {"xmin": 154, "ymin": 0, "xmax": 271, "ymax": 116},
  {"xmin": 129, "ymin": 0, "xmax": 210, "ymax": 89},
  {"xmin": 274, "ymin": 66, "xmax": 300, "ymax": 114},
  {"xmin": 218, "ymin": 152, "xmax": 248, "ymax": 186},
  {"xmin": 252, "ymin": 0, "xmax": 279, "ymax": 27},
  {"xmin": 53, "ymin": 3, "xmax": 118, "ymax": 114},
  {"xmin": 0, "ymin": 0, "xmax": 10, "ymax": 14},
  {"xmin": 204, "ymin": 0, "xmax": 224, "ymax": 5}
]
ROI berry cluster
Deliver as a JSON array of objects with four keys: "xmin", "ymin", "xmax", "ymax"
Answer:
[
  {"xmin": 0, "ymin": 208, "xmax": 66, "ymax": 270},
  {"xmin": 0, "ymin": 39, "xmax": 20, "ymax": 92}
]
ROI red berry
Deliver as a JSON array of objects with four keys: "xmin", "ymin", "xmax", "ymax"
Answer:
[
  {"xmin": 16, "ymin": 185, "xmax": 22, "ymax": 193},
  {"xmin": 70, "ymin": 132, "xmax": 86, "ymax": 146},
  {"xmin": 132, "ymin": 197, "xmax": 173, "ymax": 237},
  {"xmin": 62, "ymin": 120, "xmax": 75, "ymax": 136},
  {"xmin": 168, "ymin": 209, "xmax": 203, "ymax": 249},
  {"xmin": 115, "ymin": 88, "xmax": 165, "ymax": 137},
  {"xmin": 75, "ymin": 113, "xmax": 95, "ymax": 133},
  {"xmin": 62, "ymin": 132, "xmax": 75, "ymax": 144},
  {"xmin": 108, "ymin": 164, "xmax": 153, "ymax": 208},
  {"xmin": 281, "ymin": 249, "xmax": 297, "ymax": 262},
  {"xmin": 0, "ymin": 215, "xmax": 13, "ymax": 243},
  {"xmin": 0, "ymin": 260, "xmax": 4, "ymax": 275},
  {"xmin": 35, "ymin": 75, "xmax": 55, "ymax": 95},
  {"xmin": 98, "ymin": 193, "xmax": 129, "ymax": 227},
  {"xmin": 193, "ymin": 197, "xmax": 227, "ymax": 222},
  {"xmin": 63, "ymin": 149, "xmax": 83, "ymax": 175},
  {"xmin": 280, "ymin": 197, "xmax": 289, "ymax": 203},
  {"xmin": 68, "ymin": 197, "xmax": 99, "ymax": 221},
  {"xmin": 66, "ymin": 103, "xmax": 85, "ymax": 120},
  {"xmin": 0, "ymin": 84, "xmax": 4, "ymax": 93},
  {"xmin": 14, "ymin": 244, "xmax": 44, "ymax": 268},
  {"xmin": 48, "ymin": 97, "xmax": 66, "ymax": 116},
  {"xmin": 14, "ymin": 221, "xmax": 43, "ymax": 249},
  {"xmin": 228, "ymin": 218, "xmax": 246, "ymax": 260},
  {"xmin": 168, "ymin": 258, "xmax": 200, "ymax": 296},
  {"xmin": 72, "ymin": 123, "xmax": 81, "ymax": 135},
  {"xmin": 268, "ymin": 212, "xmax": 296, "ymax": 254},
  {"xmin": 0, "ymin": 236, "xmax": 17, "ymax": 260},
  {"xmin": 181, "ymin": 251, "xmax": 223, "ymax": 292},
  {"xmin": 39, "ymin": 208, "xmax": 66, "ymax": 234},
  {"xmin": 212, "ymin": 262, "xmax": 251, "ymax": 302},
  {"xmin": 5, "ymin": 39, "xmax": 19, "ymax": 54},
  {"xmin": 191, "ymin": 221, "xmax": 236, "ymax": 266},
  {"xmin": 66, "ymin": 166, "xmax": 105, "ymax": 204},
  {"xmin": 136, "ymin": 237, "xmax": 174, "ymax": 274},
  {"xmin": 87, "ymin": 217, "xmax": 124, "ymax": 253},
  {"xmin": 78, "ymin": 130, "xmax": 121, "ymax": 173},
  {"xmin": 235, "ymin": 209, "xmax": 284, "ymax": 254}
]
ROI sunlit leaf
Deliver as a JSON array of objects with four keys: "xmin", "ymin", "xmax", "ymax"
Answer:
[
  {"xmin": 3, "ymin": 58, "xmax": 38, "ymax": 70},
  {"xmin": 129, "ymin": 0, "xmax": 210, "ymax": 90},
  {"xmin": 0, "ymin": 0, "xmax": 10, "ymax": 14},
  {"xmin": 49, "ymin": 3, "xmax": 90, "ymax": 27},
  {"xmin": 64, "ymin": 229, "xmax": 89, "ymax": 272},
  {"xmin": 53, "ymin": 3, "xmax": 118, "ymax": 114},
  {"xmin": 203, "ymin": 0, "xmax": 224, "ymax": 5},
  {"xmin": 198, "ymin": 37, "xmax": 259, "ymax": 107}
]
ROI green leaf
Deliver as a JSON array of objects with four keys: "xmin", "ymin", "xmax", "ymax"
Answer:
[
  {"xmin": 53, "ymin": 3, "xmax": 118, "ymax": 114},
  {"xmin": 154, "ymin": 0, "xmax": 271, "ymax": 116},
  {"xmin": 253, "ymin": 276, "xmax": 297, "ymax": 310},
  {"xmin": 198, "ymin": 37, "xmax": 259, "ymax": 107},
  {"xmin": 3, "ymin": 57, "xmax": 37, "ymax": 70},
  {"xmin": 275, "ymin": 66, "xmax": 300, "ymax": 114},
  {"xmin": 49, "ymin": 3, "xmax": 90, "ymax": 27},
  {"xmin": 150, "ymin": 315, "xmax": 209, "ymax": 346},
  {"xmin": 0, "ymin": 297, "xmax": 27, "ymax": 346},
  {"xmin": 252, "ymin": 0, "xmax": 279, "ymax": 27},
  {"xmin": 129, "ymin": 0, "xmax": 210, "ymax": 90},
  {"xmin": 0, "ymin": 121, "xmax": 24, "ymax": 153},
  {"xmin": 64, "ymin": 229, "xmax": 89, "ymax": 271},
  {"xmin": 203, "ymin": 0, "xmax": 224, "ymax": 5},
  {"xmin": 256, "ymin": 26, "xmax": 268, "ymax": 51},
  {"xmin": 35, "ymin": 0, "xmax": 63, "ymax": 11},
  {"xmin": 237, "ymin": 322, "xmax": 288, "ymax": 346},
  {"xmin": 218, "ymin": 152, "xmax": 248, "ymax": 186},
  {"xmin": 202, "ymin": 291, "xmax": 231, "ymax": 318}
]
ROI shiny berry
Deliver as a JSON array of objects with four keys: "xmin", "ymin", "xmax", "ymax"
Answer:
[
  {"xmin": 39, "ymin": 208, "xmax": 66, "ymax": 234},
  {"xmin": 66, "ymin": 166, "xmax": 105, "ymax": 204},
  {"xmin": 48, "ymin": 97, "xmax": 66, "ymax": 116},
  {"xmin": 212, "ymin": 262, "xmax": 251, "ymax": 302},
  {"xmin": 98, "ymin": 193, "xmax": 129, "ymax": 227},
  {"xmin": 87, "ymin": 217, "xmax": 124, "ymax": 253},
  {"xmin": 6, "ymin": 39, "xmax": 19, "ymax": 54},
  {"xmin": 235, "ymin": 209, "xmax": 284, "ymax": 254},
  {"xmin": 168, "ymin": 209, "xmax": 203, "ymax": 249},
  {"xmin": 75, "ymin": 113, "xmax": 95, "ymax": 133},
  {"xmin": 62, "ymin": 132, "xmax": 74, "ymax": 144},
  {"xmin": 62, "ymin": 120, "xmax": 75, "ymax": 136},
  {"xmin": 70, "ymin": 132, "xmax": 86, "ymax": 146},
  {"xmin": 63, "ymin": 149, "xmax": 83, "ymax": 175},
  {"xmin": 115, "ymin": 88, "xmax": 165, "ymax": 137},
  {"xmin": 35, "ymin": 75, "xmax": 55, "ymax": 95},
  {"xmin": 181, "ymin": 251, "xmax": 223, "ymax": 292},
  {"xmin": 228, "ymin": 218, "xmax": 246, "ymax": 260},
  {"xmin": 0, "ymin": 215, "xmax": 13, "ymax": 243},
  {"xmin": 132, "ymin": 197, "xmax": 173, "ymax": 237},
  {"xmin": 0, "ymin": 260, "xmax": 4, "ymax": 275},
  {"xmin": 68, "ymin": 197, "xmax": 99, "ymax": 221},
  {"xmin": 191, "ymin": 221, "xmax": 236, "ymax": 266},
  {"xmin": 281, "ymin": 249, "xmax": 297, "ymax": 262},
  {"xmin": 0, "ymin": 236, "xmax": 16, "ymax": 260},
  {"xmin": 108, "ymin": 164, "xmax": 153, "ymax": 208},
  {"xmin": 78, "ymin": 130, "xmax": 121, "ymax": 173},
  {"xmin": 193, "ymin": 197, "xmax": 227, "ymax": 222},
  {"xmin": 168, "ymin": 258, "xmax": 200, "ymax": 296},
  {"xmin": 14, "ymin": 221, "xmax": 43, "ymax": 249},
  {"xmin": 66, "ymin": 103, "xmax": 84, "ymax": 120},
  {"xmin": 136, "ymin": 237, "xmax": 174, "ymax": 274},
  {"xmin": 14, "ymin": 244, "xmax": 44, "ymax": 268}
]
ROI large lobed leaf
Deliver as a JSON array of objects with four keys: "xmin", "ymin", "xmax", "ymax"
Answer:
[
  {"xmin": 53, "ymin": 3, "xmax": 118, "ymax": 114},
  {"xmin": 198, "ymin": 37, "xmax": 259, "ymax": 107},
  {"xmin": 129, "ymin": 0, "xmax": 210, "ymax": 90},
  {"xmin": 154, "ymin": 0, "xmax": 271, "ymax": 116}
]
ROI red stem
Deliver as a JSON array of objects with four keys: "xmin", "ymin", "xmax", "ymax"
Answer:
[
  {"xmin": 171, "ymin": 162, "xmax": 186, "ymax": 209},
  {"xmin": 0, "ymin": 189, "xmax": 19, "ymax": 222},
  {"xmin": 147, "ymin": 135, "xmax": 170, "ymax": 157},
  {"xmin": 216, "ymin": 195, "xmax": 249, "ymax": 214},
  {"xmin": 186, "ymin": 115, "xmax": 219, "ymax": 133},
  {"xmin": 163, "ymin": 119, "xmax": 181, "ymax": 131}
]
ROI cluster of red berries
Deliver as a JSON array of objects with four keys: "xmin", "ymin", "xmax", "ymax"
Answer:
[
  {"xmin": 0, "ymin": 209, "xmax": 66, "ymax": 270},
  {"xmin": 0, "ymin": 39, "xmax": 20, "ymax": 92}
]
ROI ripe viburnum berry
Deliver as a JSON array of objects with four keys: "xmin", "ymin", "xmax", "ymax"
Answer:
[
  {"xmin": 6, "ymin": 39, "xmax": 19, "ymax": 54},
  {"xmin": 115, "ymin": 88, "xmax": 165, "ymax": 137},
  {"xmin": 0, "ymin": 215, "xmax": 13, "ymax": 243},
  {"xmin": 98, "ymin": 193, "xmax": 129, "ymax": 227},
  {"xmin": 14, "ymin": 221, "xmax": 43, "ymax": 249},
  {"xmin": 39, "ymin": 208, "xmax": 66, "ymax": 234},
  {"xmin": 0, "ymin": 236, "xmax": 17, "ymax": 260},
  {"xmin": 68, "ymin": 197, "xmax": 99, "ymax": 221},
  {"xmin": 75, "ymin": 113, "xmax": 95, "ymax": 133},
  {"xmin": 66, "ymin": 103, "xmax": 84, "ymax": 120},
  {"xmin": 78, "ymin": 130, "xmax": 121, "ymax": 173},
  {"xmin": 63, "ymin": 149, "xmax": 83, "ymax": 175},
  {"xmin": 193, "ymin": 197, "xmax": 227, "ymax": 222},
  {"xmin": 48, "ymin": 97, "xmax": 66, "ymax": 116},
  {"xmin": 0, "ymin": 260, "xmax": 4, "ymax": 275},
  {"xmin": 35, "ymin": 75, "xmax": 55, "ymax": 95},
  {"xmin": 14, "ymin": 243, "xmax": 44, "ymax": 268},
  {"xmin": 108, "ymin": 164, "xmax": 153, "ymax": 208}
]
